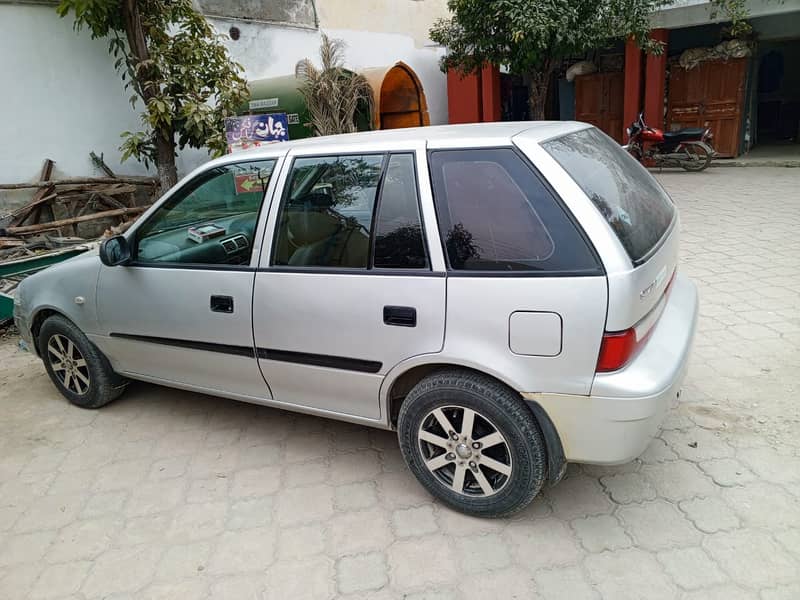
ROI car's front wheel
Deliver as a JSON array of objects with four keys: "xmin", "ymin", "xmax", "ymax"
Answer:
[
  {"xmin": 39, "ymin": 315, "xmax": 127, "ymax": 409},
  {"xmin": 398, "ymin": 369, "xmax": 547, "ymax": 517}
]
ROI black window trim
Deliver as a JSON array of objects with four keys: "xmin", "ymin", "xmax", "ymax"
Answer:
[
  {"xmin": 267, "ymin": 150, "xmax": 434, "ymax": 274},
  {"xmin": 130, "ymin": 158, "xmax": 277, "ymax": 270},
  {"xmin": 426, "ymin": 146, "xmax": 605, "ymax": 278}
]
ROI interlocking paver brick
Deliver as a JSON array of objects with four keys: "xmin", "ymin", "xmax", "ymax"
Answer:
[
  {"xmin": 618, "ymin": 499, "xmax": 702, "ymax": 551},
  {"xmin": 29, "ymin": 561, "xmax": 91, "ymax": 600},
  {"xmin": 721, "ymin": 482, "xmax": 800, "ymax": 529},
  {"xmin": 329, "ymin": 507, "xmax": 393, "ymax": 555},
  {"xmin": 505, "ymin": 518, "xmax": 582, "ymax": 570},
  {"xmin": 1, "ymin": 168, "xmax": 799, "ymax": 598},
  {"xmin": 584, "ymin": 548, "xmax": 677, "ymax": 600},
  {"xmin": 600, "ymin": 472, "xmax": 657, "ymax": 504},
  {"xmin": 154, "ymin": 541, "xmax": 211, "ymax": 580},
  {"xmin": 388, "ymin": 536, "xmax": 458, "ymax": 588},
  {"xmin": 703, "ymin": 529, "xmax": 798, "ymax": 588},
  {"xmin": 698, "ymin": 457, "xmax": 757, "ymax": 487},
  {"xmin": 207, "ymin": 527, "xmax": 276, "ymax": 574},
  {"xmin": 545, "ymin": 475, "xmax": 614, "ymax": 519},
  {"xmin": 391, "ymin": 505, "xmax": 439, "ymax": 538},
  {"xmin": 534, "ymin": 565, "xmax": 599, "ymax": 600},
  {"xmin": 277, "ymin": 523, "xmax": 326, "ymax": 560},
  {"xmin": 457, "ymin": 567, "xmax": 539, "ymax": 600},
  {"xmin": 678, "ymin": 496, "xmax": 740, "ymax": 533},
  {"xmin": 571, "ymin": 514, "xmax": 632, "ymax": 553},
  {"xmin": 641, "ymin": 460, "xmax": 717, "ymax": 501},
  {"xmin": 264, "ymin": 556, "xmax": 335, "ymax": 600},
  {"xmin": 274, "ymin": 484, "xmax": 334, "ymax": 526},
  {"xmin": 656, "ymin": 546, "xmax": 727, "ymax": 589},
  {"xmin": 45, "ymin": 516, "xmax": 121, "ymax": 563},
  {"xmin": 336, "ymin": 552, "xmax": 388, "ymax": 594},
  {"xmin": 334, "ymin": 481, "xmax": 378, "ymax": 511},
  {"xmin": 455, "ymin": 533, "xmax": 512, "ymax": 572}
]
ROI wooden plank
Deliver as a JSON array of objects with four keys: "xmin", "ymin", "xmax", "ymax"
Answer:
[
  {"xmin": 0, "ymin": 176, "xmax": 156, "ymax": 190},
  {"xmin": 40, "ymin": 159, "xmax": 55, "ymax": 182},
  {"xmin": 5, "ymin": 206, "xmax": 149, "ymax": 235},
  {"xmin": 10, "ymin": 187, "xmax": 57, "ymax": 227}
]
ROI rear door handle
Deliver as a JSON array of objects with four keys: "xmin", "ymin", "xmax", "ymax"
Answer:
[
  {"xmin": 383, "ymin": 305, "xmax": 416, "ymax": 327},
  {"xmin": 210, "ymin": 295, "xmax": 234, "ymax": 313}
]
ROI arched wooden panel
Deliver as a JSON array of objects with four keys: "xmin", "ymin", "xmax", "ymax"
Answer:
[{"xmin": 379, "ymin": 64, "xmax": 430, "ymax": 129}]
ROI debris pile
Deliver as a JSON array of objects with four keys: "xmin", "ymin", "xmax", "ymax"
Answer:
[{"xmin": 0, "ymin": 157, "xmax": 157, "ymax": 261}]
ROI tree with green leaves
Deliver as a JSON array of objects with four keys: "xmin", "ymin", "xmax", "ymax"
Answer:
[
  {"xmin": 430, "ymin": 0, "xmax": 666, "ymax": 120},
  {"xmin": 57, "ymin": 0, "xmax": 249, "ymax": 192}
]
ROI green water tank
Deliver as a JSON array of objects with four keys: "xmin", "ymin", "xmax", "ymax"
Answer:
[{"xmin": 240, "ymin": 73, "xmax": 373, "ymax": 140}]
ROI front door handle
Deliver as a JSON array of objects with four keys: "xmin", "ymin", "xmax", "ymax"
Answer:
[
  {"xmin": 210, "ymin": 295, "xmax": 234, "ymax": 313},
  {"xmin": 383, "ymin": 305, "xmax": 416, "ymax": 327}
]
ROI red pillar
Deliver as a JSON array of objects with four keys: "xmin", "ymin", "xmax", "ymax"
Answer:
[
  {"xmin": 623, "ymin": 37, "xmax": 643, "ymax": 140},
  {"xmin": 481, "ymin": 64, "xmax": 501, "ymax": 122},
  {"xmin": 643, "ymin": 28, "xmax": 669, "ymax": 129},
  {"xmin": 447, "ymin": 69, "xmax": 481, "ymax": 124}
]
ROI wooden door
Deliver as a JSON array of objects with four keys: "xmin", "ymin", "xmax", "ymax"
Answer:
[
  {"xmin": 575, "ymin": 72, "xmax": 625, "ymax": 143},
  {"xmin": 379, "ymin": 65, "xmax": 430, "ymax": 129},
  {"xmin": 667, "ymin": 58, "xmax": 747, "ymax": 157}
]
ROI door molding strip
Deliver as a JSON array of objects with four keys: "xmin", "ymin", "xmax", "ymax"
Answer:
[{"xmin": 109, "ymin": 333, "xmax": 382, "ymax": 373}]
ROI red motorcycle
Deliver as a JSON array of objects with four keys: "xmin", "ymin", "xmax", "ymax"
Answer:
[{"xmin": 624, "ymin": 112, "xmax": 715, "ymax": 171}]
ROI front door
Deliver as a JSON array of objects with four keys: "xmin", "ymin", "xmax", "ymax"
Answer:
[
  {"xmin": 95, "ymin": 157, "xmax": 282, "ymax": 400},
  {"xmin": 668, "ymin": 58, "xmax": 747, "ymax": 157},
  {"xmin": 253, "ymin": 147, "xmax": 445, "ymax": 421}
]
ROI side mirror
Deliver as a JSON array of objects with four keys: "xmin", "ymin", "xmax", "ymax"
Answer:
[{"xmin": 99, "ymin": 235, "xmax": 132, "ymax": 266}]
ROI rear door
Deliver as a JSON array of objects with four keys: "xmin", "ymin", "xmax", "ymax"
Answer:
[
  {"xmin": 427, "ymin": 146, "xmax": 608, "ymax": 396},
  {"xmin": 252, "ymin": 144, "xmax": 445, "ymax": 421}
]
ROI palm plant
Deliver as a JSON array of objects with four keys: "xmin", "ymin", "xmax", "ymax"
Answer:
[{"xmin": 295, "ymin": 34, "xmax": 374, "ymax": 136}]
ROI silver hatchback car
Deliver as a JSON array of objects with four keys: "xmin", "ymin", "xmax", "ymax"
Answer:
[{"xmin": 14, "ymin": 122, "xmax": 698, "ymax": 517}]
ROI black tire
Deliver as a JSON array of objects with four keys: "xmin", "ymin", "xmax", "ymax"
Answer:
[
  {"xmin": 679, "ymin": 142, "xmax": 713, "ymax": 172},
  {"xmin": 39, "ymin": 315, "xmax": 127, "ymax": 409},
  {"xmin": 398, "ymin": 369, "xmax": 547, "ymax": 518}
]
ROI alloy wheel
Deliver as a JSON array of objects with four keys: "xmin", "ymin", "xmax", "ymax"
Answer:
[
  {"xmin": 47, "ymin": 334, "xmax": 90, "ymax": 396},
  {"xmin": 417, "ymin": 405, "xmax": 512, "ymax": 497}
]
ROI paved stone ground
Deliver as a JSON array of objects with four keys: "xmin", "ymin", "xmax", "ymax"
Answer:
[{"xmin": 0, "ymin": 167, "xmax": 798, "ymax": 599}]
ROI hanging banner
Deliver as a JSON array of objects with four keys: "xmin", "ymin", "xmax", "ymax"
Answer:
[{"xmin": 225, "ymin": 113, "xmax": 289, "ymax": 152}]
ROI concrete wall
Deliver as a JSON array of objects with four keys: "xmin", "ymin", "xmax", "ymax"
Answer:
[{"xmin": 0, "ymin": 0, "xmax": 448, "ymax": 196}]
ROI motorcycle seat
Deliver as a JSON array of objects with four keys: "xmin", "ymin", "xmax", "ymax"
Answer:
[{"xmin": 662, "ymin": 128, "xmax": 706, "ymax": 142}]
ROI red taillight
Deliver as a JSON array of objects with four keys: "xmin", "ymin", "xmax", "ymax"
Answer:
[{"xmin": 596, "ymin": 329, "xmax": 638, "ymax": 372}]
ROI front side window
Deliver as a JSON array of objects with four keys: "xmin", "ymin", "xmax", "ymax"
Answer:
[
  {"xmin": 136, "ymin": 160, "xmax": 275, "ymax": 265},
  {"xmin": 428, "ymin": 148, "xmax": 600, "ymax": 273}
]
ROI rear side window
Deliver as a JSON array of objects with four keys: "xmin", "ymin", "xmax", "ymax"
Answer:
[
  {"xmin": 542, "ymin": 128, "xmax": 675, "ymax": 264},
  {"xmin": 373, "ymin": 154, "xmax": 428, "ymax": 269},
  {"xmin": 428, "ymin": 148, "xmax": 600, "ymax": 273}
]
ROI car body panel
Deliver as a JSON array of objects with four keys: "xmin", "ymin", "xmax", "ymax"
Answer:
[
  {"xmin": 14, "ymin": 122, "xmax": 698, "ymax": 469},
  {"xmin": 527, "ymin": 272, "xmax": 698, "ymax": 463}
]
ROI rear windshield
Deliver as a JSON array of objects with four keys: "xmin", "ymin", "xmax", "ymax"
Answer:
[{"xmin": 542, "ymin": 128, "xmax": 675, "ymax": 264}]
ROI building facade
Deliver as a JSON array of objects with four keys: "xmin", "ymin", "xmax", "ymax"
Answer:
[{"xmin": 447, "ymin": 0, "xmax": 800, "ymax": 157}]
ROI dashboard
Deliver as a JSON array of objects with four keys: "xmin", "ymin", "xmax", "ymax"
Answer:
[{"xmin": 136, "ymin": 212, "xmax": 259, "ymax": 266}]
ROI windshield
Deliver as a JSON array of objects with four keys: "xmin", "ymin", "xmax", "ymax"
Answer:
[{"xmin": 542, "ymin": 128, "xmax": 675, "ymax": 264}]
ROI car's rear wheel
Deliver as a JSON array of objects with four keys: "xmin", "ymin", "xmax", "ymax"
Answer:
[
  {"xmin": 398, "ymin": 369, "xmax": 547, "ymax": 517},
  {"xmin": 39, "ymin": 315, "xmax": 127, "ymax": 409}
]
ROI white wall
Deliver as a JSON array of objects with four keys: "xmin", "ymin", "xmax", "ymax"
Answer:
[
  {"xmin": 212, "ymin": 20, "xmax": 448, "ymax": 125},
  {"xmin": 0, "ymin": 2, "xmax": 448, "ymax": 197}
]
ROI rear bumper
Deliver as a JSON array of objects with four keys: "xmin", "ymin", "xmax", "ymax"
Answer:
[{"xmin": 525, "ymin": 273, "xmax": 698, "ymax": 464}]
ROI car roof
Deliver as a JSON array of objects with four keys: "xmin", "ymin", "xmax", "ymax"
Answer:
[{"xmin": 211, "ymin": 121, "xmax": 592, "ymax": 166}]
